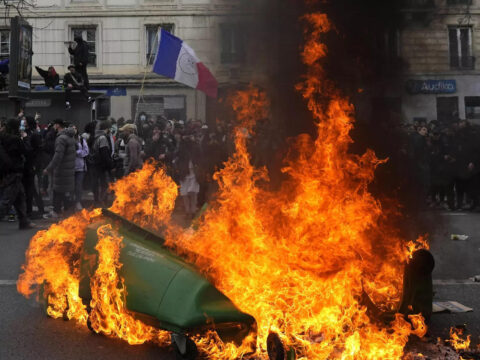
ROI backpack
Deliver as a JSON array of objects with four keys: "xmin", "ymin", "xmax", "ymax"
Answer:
[{"xmin": 86, "ymin": 134, "xmax": 105, "ymax": 167}]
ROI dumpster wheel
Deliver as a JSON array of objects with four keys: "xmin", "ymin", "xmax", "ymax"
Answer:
[
  {"xmin": 267, "ymin": 333, "xmax": 295, "ymax": 360},
  {"xmin": 171, "ymin": 333, "xmax": 198, "ymax": 360}
]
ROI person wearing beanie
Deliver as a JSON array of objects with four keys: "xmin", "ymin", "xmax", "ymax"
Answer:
[
  {"xmin": 119, "ymin": 123, "xmax": 142, "ymax": 175},
  {"xmin": 64, "ymin": 65, "xmax": 93, "ymax": 110}
]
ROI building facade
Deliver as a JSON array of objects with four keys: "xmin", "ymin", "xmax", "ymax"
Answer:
[
  {"xmin": 347, "ymin": 0, "xmax": 480, "ymax": 127},
  {"xmin": 0, "ymin": 0, "xmax": 268, "ymax": 123},
  {"xmin": 400, "ymin": 0, "xmax": 480, "ymax": 123}
]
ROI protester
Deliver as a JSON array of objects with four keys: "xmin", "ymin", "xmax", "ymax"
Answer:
[
  {"xmin": 410, "ymin": 125, "xmax": 430, "ymax": 204},
  {"xmin": 64, "ymin": 65, "xmax": 93, "ymax": 110},
  {"xmin": 0, "ymin": 118, "xmax": 33, "ymax": 229},
  {"xmin": 23, "ymin": 116, "xmax": 45, "ymax": 218},
  {"xmin": 43, "ymin": 119, "xmax": 76, "ymax": 219},
  {"xmin": 68, "ymin": 36, "xmax": 89, "ymax": 88},
  {"xmin": 114, "ymin": 133, "xmax": 126, "ymax": 179},
  {"xmin": 90, "ymin": 120, "xmax": 113, "ymax": 207},
  {"xmin": 119, "ymin": 123, "xmax": 142, "ymax": 175},
  {"xmin": 35, "ymin": 66, "xmax": 60, "ymax": 88},
  {"xmin": 176, "ymin": 134, "xmax": 202, "ymax": 219},
  {"xmin": 144, "ymin": 122, "xmax": 173, "ymax": 165},
  {"xmin": 453, "ymin": 120, "xmax": 480, "ymax": 210},
  {"xmin": 73, "ymin": 126, "xmax": 89, "ymax": 210}
]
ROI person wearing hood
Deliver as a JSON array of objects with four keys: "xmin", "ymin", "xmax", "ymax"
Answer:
[
  {"xmin": 43, "ymin": 119, "xmax": 76, "ymax": 219},
  {"xmin": 23, "ymin": 116, "xmax": 45, "ymax": 218},
  {"xmin": 119, "ymin": 124, "xmax": 142, "ymax": 175},
  {"xmin": 68, "ymin": 36, "xmax": 89, "ymax": 88},
  {"xmin": 35, "ymin": 66, "xmax": 60, "ymax": 88},
  {"xmin": 0, "ymin": 118, "xmax": 34, "ymax": 229}
]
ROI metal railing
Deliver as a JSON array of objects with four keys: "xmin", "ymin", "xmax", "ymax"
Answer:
[
  {"xmin": 402, "ymin": 0, "xmax": 436, "ymax": 9},
  {"xmin": 446, "ymin": 0, "xmax": 472, "ymax": 6},
  {"xmin": 450, "ymin": 55, "xmax": 476, "ymax": 70}
]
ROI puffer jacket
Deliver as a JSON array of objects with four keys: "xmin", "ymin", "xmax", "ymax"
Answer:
[{"xmin": 45, "ymin": 127, "xmax": 76, "ymax": 193}]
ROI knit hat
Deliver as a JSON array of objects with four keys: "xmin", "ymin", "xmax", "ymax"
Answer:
[{"xmin": 119, "ymin": 123, "xmax": 137, "ymax": 133}]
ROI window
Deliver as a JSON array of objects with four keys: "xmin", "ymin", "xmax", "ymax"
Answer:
[
  {"xmin": 146, "ymin": 24, "xmax": 174, "ymax": 65},
  {"xmin": 465, "ymin": 97, "xmax": 480, "ymax": 119},
  {"xmin": 220, "ymin": 24, "xmax": 246, "ymax": 64},
  {"xmin": 447, "ymin": 0, "xmax": 472, "ymax": 5},
  {"xmin": 449, "ymin": 26, "xmax": 474, "ymax": 69},
  {"xmin": 382, "ymin": 28, "xmax": 401, "ymax": 62},
  {"xmin": 71, "ymin": 27, "xmax": 97, "ymax": 67},
  {"xmin": 0, "ymin": 30, "xmax": 9, "ymax": 61},
  {"xmin": 436, "ymin": 97, "xmax": 459, "ymax": 122}
]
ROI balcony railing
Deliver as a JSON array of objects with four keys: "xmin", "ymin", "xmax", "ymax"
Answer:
[
  {"xmin": 447, "ymin": 0, "xmax": 472, "ymax": 5},
  {"xmin": 450, "ymin": 55, "xmax": 476, "ymax": 70}
]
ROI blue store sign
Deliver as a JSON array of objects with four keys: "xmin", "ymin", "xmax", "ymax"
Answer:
[
  {"xmin": 90, "ymin": 87, "xmax": 127, "ymax": 96},
  {"xmin": 406, "ymin": 80, "xmax": 456, "ymax": 94}
]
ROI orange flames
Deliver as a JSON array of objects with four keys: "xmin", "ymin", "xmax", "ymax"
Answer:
[
  {"xmin": 166, "ymin": 13, "xmax": 427, "ymax": 359},
  {"xmin": 447, "ymin": 327, "xmax": 471, "ymax": 351},
  {"xmin": 16, "ymin": 10, "xmax": 432, "ymax": 360},
  {"xmin": 88, "ymin": 224, "xmax": 171, "ymax": 345},
  {"xmin": 17, "ymin": 209, "xmax": 101, "ymax": 323},
  {"xmin": 109, "ymin": 162, "xmax": 178, "ymax": 229}
]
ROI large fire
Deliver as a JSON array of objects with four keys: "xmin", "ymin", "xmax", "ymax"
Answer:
[{"xmin": 17, "ymin": 10, "xmax": 432, "ymax": 360}]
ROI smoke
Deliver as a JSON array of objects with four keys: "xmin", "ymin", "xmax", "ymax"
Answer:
[{"xmin": 218, "ymin": 0, "xmax": 434, "ymax": 237}]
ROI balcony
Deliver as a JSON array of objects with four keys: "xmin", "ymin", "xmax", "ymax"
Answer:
[
  {"xmin": 447, "ymin": 0, "xmax": 472, "ymax": 5},
  {"xmin": 450, "ymin": 56, "xmax": 476, "ymax": 70}
]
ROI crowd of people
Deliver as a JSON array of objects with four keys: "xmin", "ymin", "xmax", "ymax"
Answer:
[
  {"xmin": 398, "ymin": 118, "xmax": 480, "ymax": 211},
  {"xmin": 4, "ymin": 106, "xmax": 478, "ymax": 230},
  {"xmin": 0, "ymin": 112, "xmax": 230, "ymax": 229}
]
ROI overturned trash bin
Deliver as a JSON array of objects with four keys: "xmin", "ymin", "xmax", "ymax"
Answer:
[
  {"xmin": 361, "ymin": 248, "xmax": 435, "ymax": 326},
  {"xmin": 79, "ymin": 209, "xmax": 256, "ymax": 359}
]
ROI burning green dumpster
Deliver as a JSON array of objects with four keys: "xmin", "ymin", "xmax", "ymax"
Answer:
[{"xmin": 78, "ymin": 209, "xmax": 256, "ymax": 359}]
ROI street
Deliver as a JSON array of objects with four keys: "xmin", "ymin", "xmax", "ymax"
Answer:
[
  {"xmin": 0, "ymin": 210, "xmax": 479, "ymax": 359},
  {"xmin": 0, "ymin": 217, "xmax": 173, "ymax": 360}
]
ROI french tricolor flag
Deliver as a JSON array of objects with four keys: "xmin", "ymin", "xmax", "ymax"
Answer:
[{"xmin": 153, "ymin": 29, "xmax": 218, "ymax": 98}]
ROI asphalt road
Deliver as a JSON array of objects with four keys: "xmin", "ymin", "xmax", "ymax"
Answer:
[
  {"xmin": 0, "ymin": 210, "xmax": 479, "ymax": 359},
  {"xmin": 0, "ymin": 218, "xmax": 174, "ymax": 360}
]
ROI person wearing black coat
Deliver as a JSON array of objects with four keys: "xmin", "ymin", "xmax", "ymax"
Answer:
[
  {"xmin": 22, "ymin": 116, "xmax": 45, "ymax": 217},
  {"xmin": 63, "ymin": 65, "xmax": 93, "ymax": 110},
  {"xmin": 410, "ymin": 126, "xmax": 430, "ymax": 203},
  {"xmin": 453, "ymin": 120, "xmax": 480, "ymax": 209},
  {"xmin": 0, "ymin": 118, "xmax": 33, "ymax": 229},
  {"xmin": 43, "ymin": 119, "xmax": 76, "ymax": 217},
  {"xmin": 68, "ymin": 36, "xmax": 89, "ymax": 88},
  {"xmin": 35, "ymin": 66, "xmax": 60, "ymax": 88}
]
